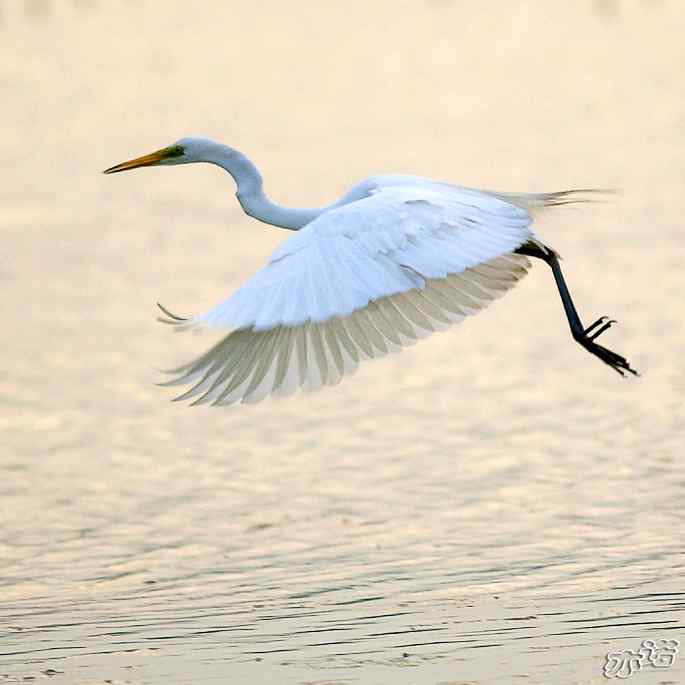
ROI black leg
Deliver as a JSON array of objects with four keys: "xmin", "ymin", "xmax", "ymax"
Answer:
[{"xmin": 515, "ymin": 243, "xmax": 638, "ymax": 376}]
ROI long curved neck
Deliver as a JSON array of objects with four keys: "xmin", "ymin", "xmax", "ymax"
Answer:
[{"xmin": 204, "ymin": 145, "xmax": 330, "ymax": 230}]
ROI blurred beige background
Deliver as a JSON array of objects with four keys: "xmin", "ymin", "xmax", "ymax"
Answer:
[{"xmin": 1, "ymin": 1, "xmax": 683, "ymax": 684}]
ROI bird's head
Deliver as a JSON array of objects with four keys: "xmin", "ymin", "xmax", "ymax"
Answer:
[{"xmin": 103, "ymin": 137, "xmax": 232, "ymax": 174}]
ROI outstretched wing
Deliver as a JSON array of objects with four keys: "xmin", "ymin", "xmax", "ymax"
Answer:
[{"xmin": 161, "ymin": 184, "xmax": 534, "ymax": 405}]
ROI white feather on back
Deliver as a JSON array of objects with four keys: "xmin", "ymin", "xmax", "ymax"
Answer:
[{"xmin": 161, "ymin": 185, "xmax": 535, "ymax": 405}]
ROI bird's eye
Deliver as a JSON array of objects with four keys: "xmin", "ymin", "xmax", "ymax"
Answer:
[{"xmin": 166, "ymin": 145, "xmax": 185, "ymax": 158}]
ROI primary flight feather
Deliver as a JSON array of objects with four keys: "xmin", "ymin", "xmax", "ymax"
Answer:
[{"xmin": 104, "ymin": 137, "xmax": 637, "ymax": 406}]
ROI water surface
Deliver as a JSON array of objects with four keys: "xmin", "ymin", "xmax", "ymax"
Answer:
[{"xmin": 1, "ymin": 2, "xmax": 684, "ymax": 683}]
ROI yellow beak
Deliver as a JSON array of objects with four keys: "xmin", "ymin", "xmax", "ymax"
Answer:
[{"xmin": 103, "ymin": 148, "xmax": 169, "ymax": 174}]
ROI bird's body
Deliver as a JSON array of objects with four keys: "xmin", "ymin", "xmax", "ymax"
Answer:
[{"xmin": 104, "ymin": 137, "xmax": 637, "ymax": 406}]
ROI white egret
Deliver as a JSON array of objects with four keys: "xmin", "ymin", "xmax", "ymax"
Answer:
[{"xmin": 104, "ymin": 137, "xmax": 637, "ymax": 406}]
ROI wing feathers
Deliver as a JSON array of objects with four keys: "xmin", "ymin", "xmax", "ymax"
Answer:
[
  {"xmin": 191, "ymin": 185, "xmax": 532, "ymax": 331},
  {"xmin": 162, "ymin": 254, "xmax": 531, "ymax": 406},
  {"xmin": 159, "ymin": 183, "xmax": 538, "ymax": 405}
]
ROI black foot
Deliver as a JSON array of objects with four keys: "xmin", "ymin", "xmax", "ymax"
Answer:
[
  {"xmin": 584, "ymin": 315, "xmax": 617, "ymax": 341},
  {"xmin": 576, "ymin": 317, "xmax": 638, "ymax": 376}
]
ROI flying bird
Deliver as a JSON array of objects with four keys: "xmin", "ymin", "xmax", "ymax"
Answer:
[{"xmin": 104, "ymin": 137, "xmax": 637, "ymax": 406}]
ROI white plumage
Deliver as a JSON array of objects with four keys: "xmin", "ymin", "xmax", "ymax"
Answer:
[
  {"xmin": 103, "ymin": 136, "xmax": 637, "ymax": 406},
  {"xmin": 159, "ymin": 183, "xmax": 537, "ymax": 405}
]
